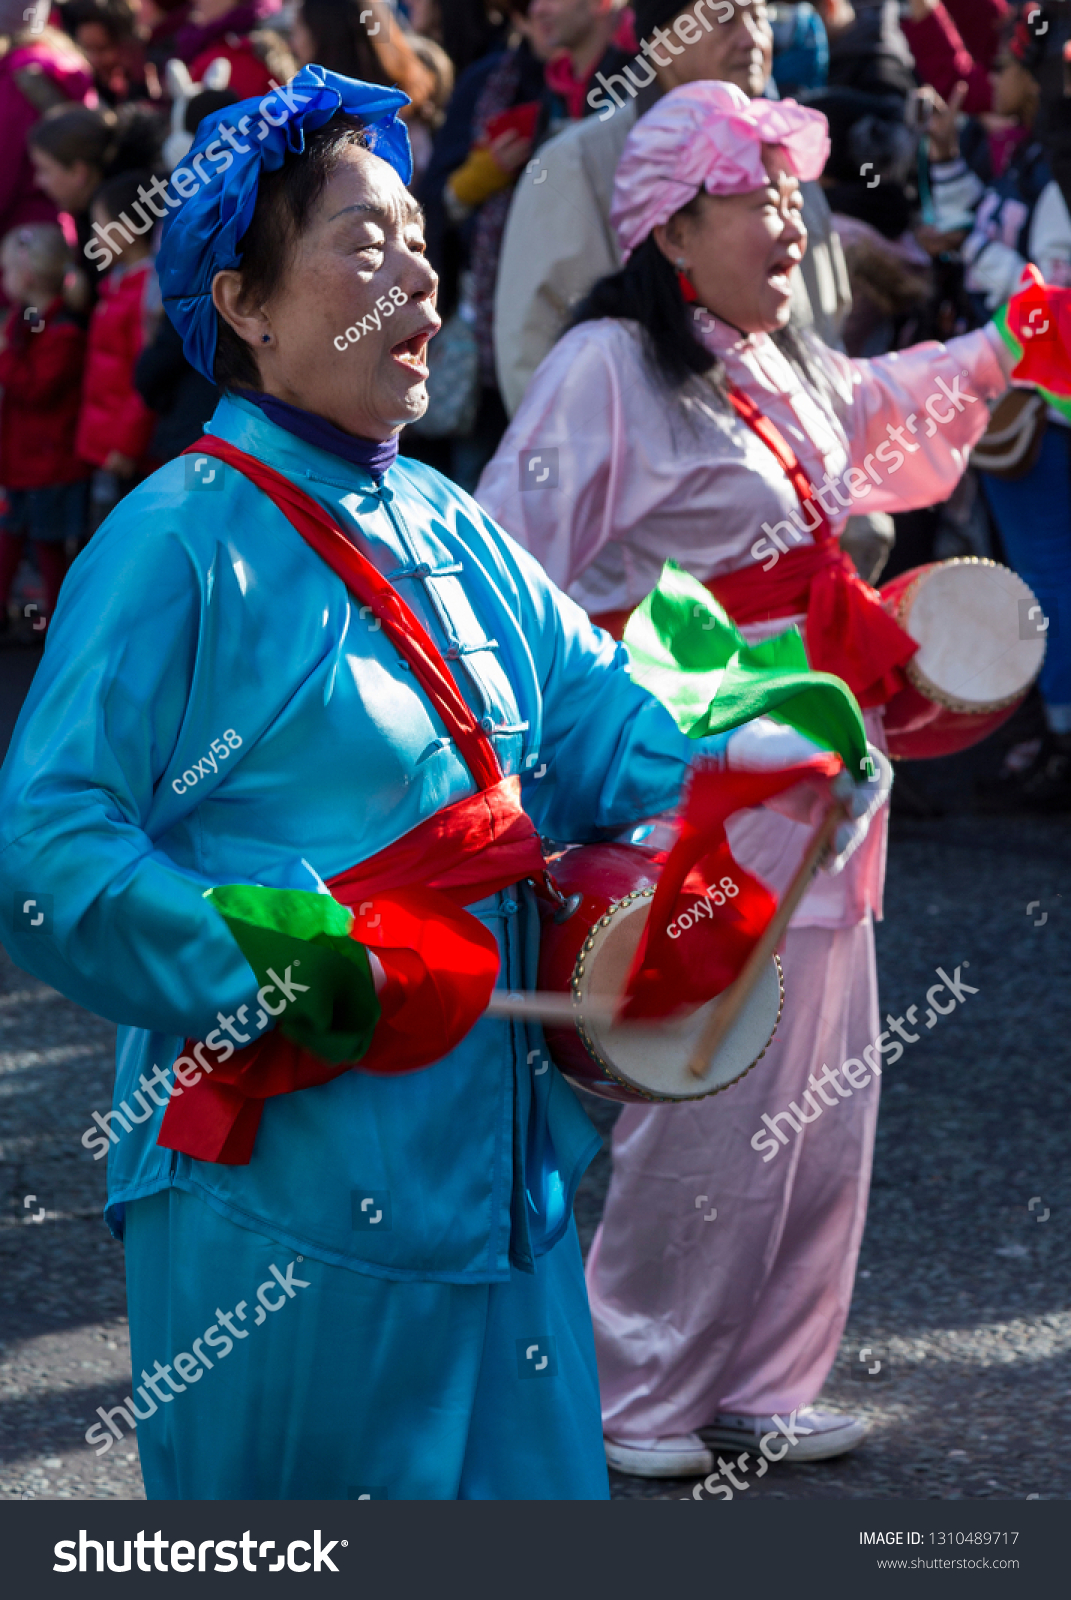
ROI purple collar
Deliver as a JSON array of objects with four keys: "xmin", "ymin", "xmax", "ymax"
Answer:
[{"xmin": 237, "ymin": 390, "xmax": 399, "ymax": 482}]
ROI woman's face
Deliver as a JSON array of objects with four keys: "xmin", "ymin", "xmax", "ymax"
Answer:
[
  {"xmin": 31, "ymin": 148, "xmax": 98, "ymax": 213},
  {"xmin": 656, "ymin": 147, "xmax": 807, "ymax": 335},
  {"xmin": 74, "ymin": 22, "xmax": 122, "ymax": 81},
  {"xmin": 214, "ymin": 145, "xmax": 441, "ymax": 439},
  {"xmin": 514, "ymin": 6, "xmax": 558, "ymax": 62},
  {"xmin": 990, "ymin": 57, "xmax": 1038, "ymax": 123},
  {"xmin": 1, "ymin": 246, "xmax": 33, "ymax": 308}
]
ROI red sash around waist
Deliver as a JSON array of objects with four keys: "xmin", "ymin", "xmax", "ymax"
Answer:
[
  {"xmin": 592, "ymin": 384, "xmax": 918, "ymax": 710},
  {"xmin": 157, "ymin": 437, "xmax": 546, "ymax": 1165}
]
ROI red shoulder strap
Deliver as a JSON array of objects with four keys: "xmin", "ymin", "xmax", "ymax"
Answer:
[
  {"xmin": 183, "ymin": 436, "xmax": 502, "ymax": 791},
  {"xmin": 725, "ymin": 382, "xmax": 832, "ymax": 545}
]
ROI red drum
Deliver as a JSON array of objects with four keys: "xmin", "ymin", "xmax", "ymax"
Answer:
[
  {"xmin": 880, "ymin": 558, "xmax": 1047, "ymax": 760},
  {"xmin": 538, "ymin": 844, "xmax": 783, "ymax": 1104}
]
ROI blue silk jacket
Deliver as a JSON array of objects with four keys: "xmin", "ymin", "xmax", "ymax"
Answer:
[{"xmin": 0, "ymin": 396, "xmax": 714, "ymax": 1284}]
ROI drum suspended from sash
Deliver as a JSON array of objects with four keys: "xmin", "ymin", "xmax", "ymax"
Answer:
[
  {"xmin": 879, "ymin": 558, "xmax": 1047, "ymax": 760},
  {"xmin": 535, "ymin": 843, "xmax": 784, "ymax": 1105}
]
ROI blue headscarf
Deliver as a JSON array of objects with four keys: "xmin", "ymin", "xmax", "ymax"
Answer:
[{"xmin": 157, "ymin": 66, "xmax": 412, "ymax": 385}]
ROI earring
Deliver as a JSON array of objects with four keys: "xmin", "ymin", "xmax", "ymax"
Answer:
[
  {"xmin": 674, "ymin": 260, "xmax": 698, "ymax": 305},
  {"xmin": 261, "ymin": 333, "xmax": 271, "ymax": 344}
]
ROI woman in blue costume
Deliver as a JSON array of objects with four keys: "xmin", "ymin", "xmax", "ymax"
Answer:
[{"xmin": 0, "ymin": 68, "xmax": 879, "ymax": 1500}]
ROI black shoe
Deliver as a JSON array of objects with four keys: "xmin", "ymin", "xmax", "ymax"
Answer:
[{"xmin": 975, "ymin": 733, "xmax": 1071, "ymax": 813}]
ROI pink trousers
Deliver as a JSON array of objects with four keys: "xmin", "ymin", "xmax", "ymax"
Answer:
[{"xmin": 586, "ymin": 917, "xmax": 880, "ymax": 1440}]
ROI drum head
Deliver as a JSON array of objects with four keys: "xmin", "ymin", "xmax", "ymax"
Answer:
[
  {"xmin": 574, "ymin": 896, "xmax": 783, "ymax": 1101},
  {"xmin": 903, "ymin": 559, "xmax": 1045, "ymax": 713}
]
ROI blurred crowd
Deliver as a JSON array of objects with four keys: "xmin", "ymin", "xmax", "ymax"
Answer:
[{"xmin": 0, "ymin": 0, "xmax": 1070, "ymax": 806}]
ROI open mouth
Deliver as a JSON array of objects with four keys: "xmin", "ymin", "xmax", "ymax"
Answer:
[
  {"xmin": 767, "ymin": 257, "xmax": 798, "ymax": 296},
  {"xmin": 390, "ymin": 329, "xmax": 434, "ymax": 379}
]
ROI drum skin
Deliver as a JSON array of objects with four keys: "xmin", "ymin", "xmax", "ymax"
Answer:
[
  {"xmin": 880, "ymin": 561, "xmax": 1033, "ymax": 761},
  {"xmin": 537, "ymin": 843, "xmax": 783, "ymax": 1105},
  {"xmin": 538, "ymin": 844, "xmax": 662, "ymax": 1104}
]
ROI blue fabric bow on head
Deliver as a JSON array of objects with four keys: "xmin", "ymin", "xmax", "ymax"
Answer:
[{"xmin": 157, "ymin": 66, "xmax": 412, "ymax": 385}]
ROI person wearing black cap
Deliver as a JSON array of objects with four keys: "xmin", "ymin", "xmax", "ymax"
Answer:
[{"xmin": 492, "ymin": 0, "xmax": 851, "ymax": 416}]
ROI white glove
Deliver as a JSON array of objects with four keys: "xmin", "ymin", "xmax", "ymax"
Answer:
[
  {"xmin": 826, "ymin": 745, "xmax": 894, "ymax": 873},
  {"xmin": 724, "ymin": 720, "xmax": 893, "ymax": 870},
  {"xmin": 724, "ymin": 717, "xmax": 827, "ymax": 773}
]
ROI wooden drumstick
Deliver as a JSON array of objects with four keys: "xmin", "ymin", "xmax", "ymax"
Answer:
[
  {"xmin": 484, "ymin": 990, "xmax": 625, "ymax": 1028},
  {"xmin": 685, "ymin": 800, "xmax": 849, "ymax": 1081}
]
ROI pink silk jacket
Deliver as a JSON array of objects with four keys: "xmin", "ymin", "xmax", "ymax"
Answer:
[{"xmin": 476, "ymin": 312, "xmax": 1012, "ymax": 929}]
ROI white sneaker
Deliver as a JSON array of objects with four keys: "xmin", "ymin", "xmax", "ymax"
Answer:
[
  {"xmin": 704, "ymin": 1407, "xmax": 869, "ymax": 1462},
  {"xmin": 604, "ymin": 1432, "xmax": 714, "ymax": 1478}
]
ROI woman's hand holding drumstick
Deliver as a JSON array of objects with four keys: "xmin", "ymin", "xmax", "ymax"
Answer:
[{"xmin": 483, "ymin": 801, "xmax": 848, "ymax": 1036}]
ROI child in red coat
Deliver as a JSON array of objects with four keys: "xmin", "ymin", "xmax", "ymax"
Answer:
[
  {"xmin": 0, "ymin": 223, "xmax": 89, "ymax": 628},
  {"xmin": 76, "ymin": 169, "xmax": 158, "ymax": 524}
]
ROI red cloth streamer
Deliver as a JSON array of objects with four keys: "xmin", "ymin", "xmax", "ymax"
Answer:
[
  {"xmin": 183, "ymin": 435, "xmax": 501, "ymax": 790},
  {"xmin": 158, "ymin": 440, "xmax": 547, "ymax": 1165},
  {"xmin": 620, "ymin": 755, "xmax": 843, "ymax": 1022},
  {"xmin": 592, "ymin": 382, "xmax": 918, "ymax": 708},
  {"xmin": 159, "ymin": 779, "xmax": 544, "ymax": 1164},
  {"xmin": 1005, "ymin": 264, "xmax": 1071, "ymax": 397}
]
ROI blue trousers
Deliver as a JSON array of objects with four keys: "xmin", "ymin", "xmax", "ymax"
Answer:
[
  {"xmin": 122, "ymin": 1187, "xmax": 609, "ymax": 1500},
  {"xmin": 980, "ymin": 424, "xmax": 1071, "ymax": 717}
]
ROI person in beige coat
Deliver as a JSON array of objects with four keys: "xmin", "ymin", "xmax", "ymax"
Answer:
[{"xmin": 493, "ymin": 0, "xmax": 852, "ymax": 418}]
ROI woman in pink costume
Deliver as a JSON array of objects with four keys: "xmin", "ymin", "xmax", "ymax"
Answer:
[{"xmin": 476, "ymin": 81, "xmax": 1020, "ymax": 1479}]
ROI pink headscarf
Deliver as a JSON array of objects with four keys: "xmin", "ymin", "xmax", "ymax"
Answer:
[{"xmin": 610, "ymin": 82, "xmax": 831, "ymax": 261}]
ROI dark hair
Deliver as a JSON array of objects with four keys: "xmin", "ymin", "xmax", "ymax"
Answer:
[
  {"xmin": 213, "ymin": 113, "xmax": 371, "ymax": 393},
  {"xmin": 297, "ymin": 0, "xmax": 391, "ymax": 83},
  {"xmin": 441, "ymin": 0, "xmax": 509, "ymax": 77},
  {"xmin": 569, "ymin": 217, "xmax": 826, "ymax": 400},
  {"xmin": 29, "ymin": 101, "xmax": 162, "ymax": 177},
  {"xmin": 568, "ymin": 202, "xmax": 718, "ymax": 391},
  {"xmin": 185, "ymin": 87, "xmax": 240, "ymax": 135},
  {"xmin": 93, "ymin": 166, "xmax": 154, "ymax": 225},
  {"xmin": 65, "ymin": 0, "xmax": 137, "ymax": 41}
]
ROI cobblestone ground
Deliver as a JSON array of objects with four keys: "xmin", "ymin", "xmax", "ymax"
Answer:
[{"xmin": 0, "ymin": 660, "xmax": 1068, "ymax": 1503}]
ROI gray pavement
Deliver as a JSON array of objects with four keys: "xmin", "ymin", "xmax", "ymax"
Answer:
[{"xmin": 0, "ymin": 645, "xmax": 1068, "ymax": 1502}]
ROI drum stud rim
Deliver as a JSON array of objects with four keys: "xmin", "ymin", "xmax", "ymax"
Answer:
[{"xmin": 892, "ymin": 556, "xmax": 1043, "ymax": 716}]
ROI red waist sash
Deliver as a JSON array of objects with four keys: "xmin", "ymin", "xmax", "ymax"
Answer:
[
  {"xmin": 592, "ymin": 383, "xmax": 918, "ymax": 709},
  {"xmin": 157, "ymin": 437, "xmax": 545, "ymax": 1165}
]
